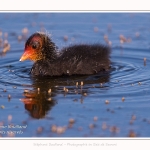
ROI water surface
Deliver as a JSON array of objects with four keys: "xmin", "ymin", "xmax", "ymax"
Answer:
[{"xmin": 0, "ymin": 13, "xmax": 150, "ymax": 137}]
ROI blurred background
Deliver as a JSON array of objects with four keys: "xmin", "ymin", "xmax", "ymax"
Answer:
[{"xmin": 0, "ymin": 13, "xmax": 150, "ymax": 137}]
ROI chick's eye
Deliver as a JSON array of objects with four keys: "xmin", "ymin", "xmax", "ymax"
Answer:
[
  {"xmin": 32, "ymin": 44, "xmax": 37, "ymax": 49},
  {"xmin": 31, "ymin": 41, "xmax": 39, "ymax": 50}
]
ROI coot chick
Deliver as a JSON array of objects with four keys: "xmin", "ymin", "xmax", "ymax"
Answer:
[{"xmin": 19, "ymin": 32, "xmax": 111, "ymax": 76}]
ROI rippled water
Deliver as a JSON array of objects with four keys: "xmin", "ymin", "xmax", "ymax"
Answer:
[{"xmin": 0, "ymin": 13, "xmax": 150, "ymax": 137}]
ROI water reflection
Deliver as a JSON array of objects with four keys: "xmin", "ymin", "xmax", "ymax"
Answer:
[
  {"xmin": 21, "ymin": 89, "xmax": 56, "ymax": 119},
  {"xmin": 20, "ymin": 72, "xmax": 110, "ymax": 119}
]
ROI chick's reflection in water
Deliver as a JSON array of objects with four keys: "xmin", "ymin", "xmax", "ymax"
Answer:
[
  {"xmin": 20, "ymin": 78, "xmax": 56, "ymax": 119},
  {"xmin": 20, "ymin": 72, "xmax": 110, "ymax": 119}
]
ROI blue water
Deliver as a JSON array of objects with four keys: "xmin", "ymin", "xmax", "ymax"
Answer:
[{"xmin": 0, "ymin": 13, "xmax": 150, "ymax": 137}]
